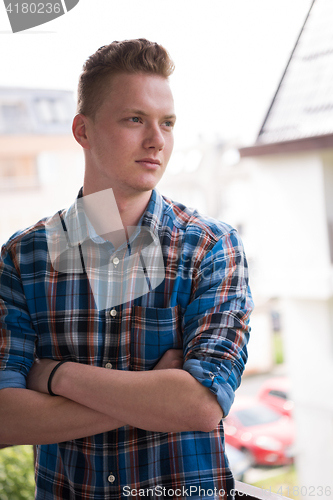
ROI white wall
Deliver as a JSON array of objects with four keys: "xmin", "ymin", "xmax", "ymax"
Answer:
[
  {"xmin": 282, "ymin": 297, "xmax": 333, "ymax": 498},
  {"xmin": 0, "ymin": 150, "xmax": 84, "ymax": 246},
  {"xmin": 238, "ymin": 150, "xmax": 333, "ymax": 498},
  {"xmin": 244, "ymin": 308, "xmax": 274, "ymax": 374},
  {"xmin": 242, "ymin": 153, "xmax": 332, "ymax": 300}
]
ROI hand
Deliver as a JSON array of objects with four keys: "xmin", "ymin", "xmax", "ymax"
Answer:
[
  {"xmin": 153, "ymin": 349, "xmax": 183, "ymax": 370},
  {"xmin": 26, "ymin": 358, "xmax": 59, "ymax": 394}
]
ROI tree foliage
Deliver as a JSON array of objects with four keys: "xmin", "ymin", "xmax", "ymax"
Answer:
[{"xmin": 0, "ymin": 446, "xmax": 35, "ymax": 500}]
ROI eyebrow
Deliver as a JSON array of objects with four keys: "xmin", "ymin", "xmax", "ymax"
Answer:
[{"xmin": 122, "ymin": 108, "xmax": 177, "ymax": 121}]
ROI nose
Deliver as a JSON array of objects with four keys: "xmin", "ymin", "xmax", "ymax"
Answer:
[{"xmin": 143, "ymin": 124, "xmax": 165, "ymax": 151}]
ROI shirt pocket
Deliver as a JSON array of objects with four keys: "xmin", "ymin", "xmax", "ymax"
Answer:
[{"xmin": 130, "ymin": 305, "xmax": 182, "ymax": 371}]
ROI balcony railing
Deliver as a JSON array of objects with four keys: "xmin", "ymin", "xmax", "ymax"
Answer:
[{"xmin": 235, "ymin": 480, "xmax": 290, "ymax": 499}]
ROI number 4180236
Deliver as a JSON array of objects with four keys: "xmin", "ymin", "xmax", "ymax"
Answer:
[{"xmin": 6, "ymin": 3, "xmax": 61, "ymax": 14}]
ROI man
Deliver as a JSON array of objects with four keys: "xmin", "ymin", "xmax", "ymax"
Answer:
[{"xmin": 0, "ymin": 39, "xmax": 253, "ymax": 499}]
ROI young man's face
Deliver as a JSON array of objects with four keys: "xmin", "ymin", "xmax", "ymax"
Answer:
[{"xmin": 83, "ymin": 72, "xmax": 176, "ymax": 198}]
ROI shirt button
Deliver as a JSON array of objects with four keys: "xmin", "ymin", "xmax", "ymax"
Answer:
[
  {"xmin": 105, "ymin": 362, "xmax": 113, "ymax": 369},
  {"xmin": 107, "ymin": 473, "xmax": 116, "ymax": 483},
  {"xmin": 209, "ymin": 372, "xmax": 215, "ymax": 381},
  {"xmin": 113, "ymin": 257, "xmax": 119, "ymax": 266},
  {"xmin": 110, "ymin": 308, "xmax": 117, "ymax": 317}
]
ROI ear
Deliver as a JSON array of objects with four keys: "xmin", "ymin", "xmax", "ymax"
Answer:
[{"xmin": 72, "ymin": 114, "xmax": 91, "ymax": 150}]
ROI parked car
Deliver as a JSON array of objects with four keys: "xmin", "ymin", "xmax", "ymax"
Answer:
[
  {"xmin": 258, "ymin": 377, "xmax": 293, "ymax": 417},
  {"xmin": 225, "ymin": 443, "xmax": 251, "ymax": 481},
  {"xmin": 223, "ymin": 396, "xmax": 295, "ymax": 466}
]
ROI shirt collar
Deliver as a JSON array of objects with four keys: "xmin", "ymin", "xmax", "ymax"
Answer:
[
  {"xmin": 62, "ymin": 187, "xmax": 164, "ymax": 248},
  {"xmin": 140, "ymin": 188, "xmax": 164, "ymax": 246}
]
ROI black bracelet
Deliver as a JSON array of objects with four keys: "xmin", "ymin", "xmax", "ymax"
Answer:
[{"xmin": 47, "ymin": 360, "xmax": 69, "ymax": 396}]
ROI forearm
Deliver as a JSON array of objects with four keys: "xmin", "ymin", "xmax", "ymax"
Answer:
[
  {"xmin": 0, "ymin": 387, "xmax": 125, "ymax": 445},
  {"xmin": 52, "ymin": 363, "xmax": 222, "ymax": 433}
]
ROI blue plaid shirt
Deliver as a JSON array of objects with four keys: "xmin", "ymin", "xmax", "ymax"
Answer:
[{"xmin": 0, "ymin": 188, "xmax": 253, "ymax": 499}]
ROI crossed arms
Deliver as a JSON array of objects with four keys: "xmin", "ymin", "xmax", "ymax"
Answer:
[{"xmin": 0, "ymin": 348, "xmax": 223, "ymax": 445}]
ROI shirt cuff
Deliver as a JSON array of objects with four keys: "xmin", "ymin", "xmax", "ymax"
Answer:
[
  {"xmin": 183, "ymin": 359, "xmax": 235, "ymax": 418},
  {"xmin": 0, "ymin": 370, "xmax": 26, "ymax": 390}
]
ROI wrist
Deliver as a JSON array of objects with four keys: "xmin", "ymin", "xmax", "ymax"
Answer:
[{"xmin": 48, "ymin": 361, "xmax": 72, "ymax": 396}]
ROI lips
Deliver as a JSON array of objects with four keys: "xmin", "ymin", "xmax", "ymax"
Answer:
[
  {"xmin": 135, "ymin": 158, "xmax": 161, "ymax": 169},
  {"xmin": 136, "ymin": 158, "xmax": 161, "ymax": 165}
]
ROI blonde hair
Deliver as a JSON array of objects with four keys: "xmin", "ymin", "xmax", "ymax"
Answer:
[{"xmin": 77, "ymin": 38, "xmax": 175, "ymax": 119}]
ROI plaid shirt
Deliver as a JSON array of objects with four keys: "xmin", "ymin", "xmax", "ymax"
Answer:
[{"xmin": 0, "ymin": 188, "xmax": 253, "ymax": 500}]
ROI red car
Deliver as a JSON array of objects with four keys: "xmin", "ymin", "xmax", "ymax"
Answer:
[
  {"xmin": 223, "ymin": 396, "xmax": 295, "ymax": 466},
  {"xmin": 258, "ymin": 377, "xmax": 293, "ymax": 417}
]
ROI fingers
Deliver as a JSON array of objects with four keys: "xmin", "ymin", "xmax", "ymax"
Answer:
[{"xmin": 153, "ymin": 349, "xmax": 183, "ymax": 370}]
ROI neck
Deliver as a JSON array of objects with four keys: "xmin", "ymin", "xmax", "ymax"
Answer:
[
  {"xmin": 82, "ymin": 182, "xmax": 152, "ymax": 248},
  {"xmin": 114, "ymin": 190, "xmax": 152, "ymax": 228}
]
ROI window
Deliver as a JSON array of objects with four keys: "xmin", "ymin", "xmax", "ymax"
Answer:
[
  {"xmin": 268, "ymin": 390, "xmax": 288, "ymax": 400},
  {"xmin": 35, "ymin": 98, "xmax": 71, "ymax": 124},
  {"xmin": 0, "ymin": 102, "xmax": 29, "ymax": 133},
  {"xmin": 235, "ymin": 405, "xmax": 280, "ymax": 427}
]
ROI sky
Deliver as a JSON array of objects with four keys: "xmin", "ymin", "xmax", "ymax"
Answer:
[{"xmin": 0, "ymin": 0, "xmax": 313, "ymax": 149}]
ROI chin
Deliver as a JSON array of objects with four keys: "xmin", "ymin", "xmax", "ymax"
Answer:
[
  {"xmin": 135, "ymin": 183, "xmax": 158, "ymax": 194},
  {"xmin": 132, "ymin": 174, "xmax": 162, "ymax": 192}
]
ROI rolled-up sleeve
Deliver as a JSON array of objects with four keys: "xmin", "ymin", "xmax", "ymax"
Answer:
[
  {"xmin": 0, "ymin": 243, "xmax": 36, "ymax": 390},
  {"xmin": 182, "ymin": 230, "xmax": 253, "ymax": 417}
]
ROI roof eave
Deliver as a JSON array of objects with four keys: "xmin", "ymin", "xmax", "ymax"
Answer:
[{"xmin": 238, "ymin": 133, "xmax": 333, "ymax": 158}]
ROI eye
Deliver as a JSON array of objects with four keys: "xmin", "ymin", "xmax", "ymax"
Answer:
[
  {"xmin": 129, "ymin": 117, "xmax": 141, "ymax": 123},
  {"xmin": 163, "ymin": 120, "xmax": 174, "ymax": 128}
]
